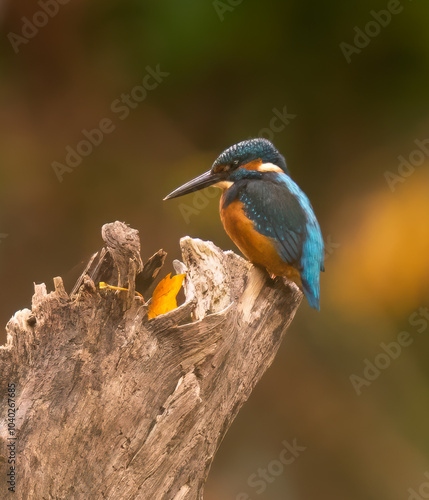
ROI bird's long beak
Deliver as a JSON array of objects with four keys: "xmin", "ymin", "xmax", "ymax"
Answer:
[{"xmin": 163, "ymin": 170, "xmax": 223, "ymax": 200}]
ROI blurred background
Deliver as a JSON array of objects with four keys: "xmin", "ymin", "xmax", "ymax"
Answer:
[{"xmin": 1, "ymin": 0, "xmax": 429, "ymax": 498}]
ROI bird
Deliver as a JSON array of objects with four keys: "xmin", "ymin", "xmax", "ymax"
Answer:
[{"xmin": 164, "ymin": 138, "xmax": 325, "ymax": 310}]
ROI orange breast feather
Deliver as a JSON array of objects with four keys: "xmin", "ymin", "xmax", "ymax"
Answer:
[{"xmin": 220, "ymin": 198, "xmax": 301, "ymax": 284}]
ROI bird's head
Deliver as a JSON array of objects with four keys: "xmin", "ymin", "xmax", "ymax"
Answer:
[{"xmin": 164, "ymin": 138, "xmax": 288, "ymax": 200}]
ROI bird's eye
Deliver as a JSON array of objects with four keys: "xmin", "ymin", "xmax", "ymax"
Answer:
[{"xmin": 231, "ymin": 160, "xmax": 239, "ymax": 169}]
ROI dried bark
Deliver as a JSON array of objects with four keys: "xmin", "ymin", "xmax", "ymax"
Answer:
[{"xmin": 0, "ymin": 221, "xmax": 302, "ymax": 500}]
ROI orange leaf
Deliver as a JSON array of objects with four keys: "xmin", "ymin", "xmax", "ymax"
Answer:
[{"xmin": 147, "ymin": 273, "xmax": 186, "ymax": 319}]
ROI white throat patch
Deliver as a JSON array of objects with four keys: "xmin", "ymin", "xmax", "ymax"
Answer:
[
  {"xmin": 258, "ymin": 163, "xmax": 284, "ymax": 173},
  {"xmin": 213, "ymin": 180, "xmax": 233, "ymax": 190}
]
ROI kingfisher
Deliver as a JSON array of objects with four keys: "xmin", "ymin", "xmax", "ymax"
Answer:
[{"xmin": 164, "ymin": 138, "xmax": 325, "ymax": 310}]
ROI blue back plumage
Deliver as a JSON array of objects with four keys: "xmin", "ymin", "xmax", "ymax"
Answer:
[
  {"xmin": 224, "ymin": 169, "xmax": 324, "ymax": 310},
  {"xmin": 272, "ymin": 173, "xmax": 324, "ymax": 310}
]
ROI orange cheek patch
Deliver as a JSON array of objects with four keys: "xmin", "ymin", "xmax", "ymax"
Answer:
[{"xmin": 242, "ymin": 159, "xmax": 263, "ymax": 171}]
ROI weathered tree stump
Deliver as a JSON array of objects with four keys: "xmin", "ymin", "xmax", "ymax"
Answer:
[{"xmin": 0, "ymin": 221, "xmax": 301, "ymax": 499}]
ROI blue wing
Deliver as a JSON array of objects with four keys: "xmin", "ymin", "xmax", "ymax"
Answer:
[{"xmin": 233, "ymin": 172, "xmax": 325, "ymax": 309}]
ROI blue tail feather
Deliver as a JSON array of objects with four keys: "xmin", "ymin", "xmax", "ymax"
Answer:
[{"xmin": 302, "ymin": 277, "xmax": 320, "ymax": 311}]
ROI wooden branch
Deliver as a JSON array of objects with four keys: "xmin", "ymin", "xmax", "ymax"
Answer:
[{"xmin": 0, "ymin": 221, "xmax": 302, "ymax": 499}]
